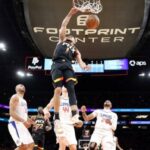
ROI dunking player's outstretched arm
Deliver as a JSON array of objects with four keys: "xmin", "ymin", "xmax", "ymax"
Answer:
[
  {"xmin": 59, "ymin": 7, "xmax": 79, "ymax": 42},
  {"xmin": 81, "ymin": 105, "xmax": 96, "ymax": 121},
  {"xmin": 75, "ymin": 50, "xmax": 91, "ymax": 70}
]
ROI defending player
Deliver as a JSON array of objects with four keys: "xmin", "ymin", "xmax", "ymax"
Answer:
[
  {"xmin": 81, "ymin": 100, "xmax": 118, "ymax": 150},
  {"xmin": 31, "ymin": 106, "xmax": 52, "ymax": 150},
  {"xmin": 8, "ymin": 84, "xmax": 34, "ymax": 150},
  {"xmin": 44, "ymin": 86, "xmax": 82, "ymax": 150}
]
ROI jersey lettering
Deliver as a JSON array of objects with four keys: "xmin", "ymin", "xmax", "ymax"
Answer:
[
  {"xmin": 62, "ymin": 42, "xmax": 75, "ymax": 53},
  {"xmin": 62, "ymin": 106, "xmax": 69, "ymax": 112}
]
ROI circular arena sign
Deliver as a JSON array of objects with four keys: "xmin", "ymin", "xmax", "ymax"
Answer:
[{"xmin": 23, "ymin": 0, "xmax": 148, "ymax": 59}]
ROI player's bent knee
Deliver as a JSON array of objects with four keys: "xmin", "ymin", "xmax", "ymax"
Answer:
[
  {"xmin": 19, "ymin": 144, "xmax": 28, "ymax": 150},
  {"xmin": 65, "ymin": 81, "xmax": 77, "ymax": 106},
  {"xmin": 69, "ymin": 144, "xmax": 77, "ymax": 150},
  {"xmin": 89, "ymin": 142, "xmax": 97, "ymax": 150},
  {"xmin": 28, "ymin": 143, "xmax": 34, "ymax": 149}
]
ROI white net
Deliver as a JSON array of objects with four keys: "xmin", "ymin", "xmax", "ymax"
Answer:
[{"xmin": 73, "ymin": 0, "xmax": 103, "ymax": 14}]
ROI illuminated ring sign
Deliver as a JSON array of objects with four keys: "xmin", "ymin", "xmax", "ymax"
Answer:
[{"xmin": 23, "ymin": 0, "xmax": 147, "ymax": 59}]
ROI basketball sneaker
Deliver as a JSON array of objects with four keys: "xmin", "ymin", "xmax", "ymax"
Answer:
[
  {"xmin": 71, "ymin": 114, "xmax": 83, "ymax": 125},
  {"xmin": 54, "ymin": 119, "xmax": 64, "ymax": 137}
]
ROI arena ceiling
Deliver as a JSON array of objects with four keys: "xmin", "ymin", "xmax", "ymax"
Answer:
[{"xmin": 23, "ymin": 0, "xmax": 150, "ymax": 59}]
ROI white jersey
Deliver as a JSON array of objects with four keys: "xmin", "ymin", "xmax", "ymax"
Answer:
[
  {"xmin": 92, "ymin": 109, "xmax": 118, "ymax": 134},
  {"xmin": 8, "ymin": 95, "xmax": 33, "ymax": 146},
  {"xmin": 9, "ymin": 95, "xmax": 28, "ymax": 122},
  {"xmin": 59, "ymin": 96, "xmax": 72, "ymax": 124}
]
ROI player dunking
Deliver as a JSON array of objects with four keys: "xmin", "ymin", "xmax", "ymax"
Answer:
[
  {"xmin": 81, "ymin": 100, "xmax": 118, "ymax": 150},
  {"xmin": 44, "ymin": 86, "xmax": 82, "ymax": 150},
  {"xmin": 8, "ymin": 84, "xmax": 34, "ymax": 150},
  {"xmin": 51, "ymin": 7, "xmax": 90, "ymax": 135}
]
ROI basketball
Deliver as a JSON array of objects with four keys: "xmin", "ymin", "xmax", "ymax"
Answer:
[{"xmin": 86, "ymin": 14, "xmax": 100, "ymax": 29}]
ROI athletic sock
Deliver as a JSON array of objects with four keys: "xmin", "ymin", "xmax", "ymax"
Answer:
[
  {"xmin": 54, "ymin": 112, "xmax": 59, "ymax": 120},
  {"xmin": 72, "ymin": 110, "xmax": 77, "ymax": 117}
]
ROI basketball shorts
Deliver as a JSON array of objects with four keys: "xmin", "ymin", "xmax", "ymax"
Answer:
[
  {"xmin": 111, "ymin": 138, "xmax": 117, "ymax": 150},
  {"xmin": 90, "ymin": 129, "xmax": 114, "ymax": 150},
  {"xmin": 51, "ymin": 62, "xmax": 77, "ymax": 88},
  {"xmin": 56, "ymin": 124, "xmax": 77, "ymax": 146},
  {"xmin": 8, "ymin": 121, "xmax": 34, "ymax": 146}
]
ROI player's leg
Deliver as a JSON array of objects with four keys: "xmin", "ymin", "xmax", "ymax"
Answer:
[
  {"xmin": 14, "ymin": 143, "xmax": 34, "ymax": 150},
  {"xmin": 26, "ymin": 143, "xmax": 34, "ymax": 150},
  {"xmin": 89, "ymin": 142, "xmax": 97, "ymax": 150},
  {"xmin": 102, "ymin": 135, "xmax": 114, "ymax": 150},
  {"xmin": 15, "ymin": 144, "xmax": 27, "ymax": 150},
  {"xmin": 32, "ymin": 133, "xmax": 39, "ymax": 150},
  {"xmin": 8, "ymin": 121, "xmax": 23, "ymax": 148},
  {"xmin": 55, "ymin": 123, "xmax": 67, "ymax": 150},
  {"xmin": 8, "ymin": 121, "xmax": 33, "ymax": 150},
  {"xmin": 17, "ymin": 122, "xmax": 34, "ymax": 150},
  {"xmin": 51, "ymin": 68, "xmax": 64, "ymax": 135},
  {"xmin": 51, "ymin": 68, "xmax": 63, "ymax": 119},
  {"xmin": 14, "ymin": 145, "xmax": 26, "ymax": 150},
  {"xmin": 64, "ymin": 69, "xmax": 82, "ymax": 124},
  {"xmin": 63, "ymin": 124, "xmax": 77, "ymax": 150},
  {"xmin": 89, "ymin": 130, "xmax": 102, "ymax": 150},
  {"xmin": 69, "ymin": 144, "xmax": 77, "ymax": 150},
  {"xmin": 38, "ymin": 134, "xmax": 45, "ymax": 150},
  {"xmin": 65, "ymin": 79, "xmax": 77, "ymax": 115},
  {"xmin": 57, "ymin": 137, "xmax": 68, "ymax": 150}
]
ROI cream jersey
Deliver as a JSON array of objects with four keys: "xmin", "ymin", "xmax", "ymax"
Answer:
[
  {"xmin": 59, "ymin": 96, "xmax": 72, "ymax": 124},
  {"xmin": 9, "ymin": 95, "xmax": 28, "ymax": 122},
  {"xmin": 92, "ymin": 109, "xmax": 118, "ymax": 133}
]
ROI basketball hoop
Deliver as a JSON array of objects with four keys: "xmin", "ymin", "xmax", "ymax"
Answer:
[{"xmin": 73, "ymin": 0, "xmax": 103, "ymax": 14}]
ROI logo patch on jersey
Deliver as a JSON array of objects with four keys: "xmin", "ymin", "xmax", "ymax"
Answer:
[
  {"xmin": 101, "ymin": 113, "xmax": 112, "ymax": 119},
  {"xmin": 62, "ymin": 42, "xmax": 75, "ymax": 54},
  {"xmin": 62, "ymin": 106, "xmax": 69, "ymax": 112}
]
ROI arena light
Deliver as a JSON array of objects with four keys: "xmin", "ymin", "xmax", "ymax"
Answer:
[
  {"xmin": 136, "ymin": 115, "xmax": 148, "ymax": 119},
  {"xmin": 0, "ymin": 117, "xmax": 8, "ymax": 122},
  {"xmin": 26, "ymin": 72, "xmax": 33, "ymax": 77},
  {"xmin": 121, "ymin": 115, "xmax": 129, "ymax": 118},
  {"xmin": 130, "ymin": 121, "xmax": 150, "ymax": 125},
  {"xmin": 138, "ymin": 126, "xmax": 147, "ymax": 129},
  {"xmin": 16, "ymin": 70, "xmax": 33, "ymax": 78},
  {"xmin": 122, "ymin": 126, "xmax": 129, "ymax": 129},
  {"xmin": 0, "ymin": 42, "xmax": 6, "ymax": 51},
  {"xmin": 17, "ymin": 71, "xmax": 25, "ymax": 77},
  {"xmin": 139, "ymin": 73, "xmax": 145, "ymax": 77}
]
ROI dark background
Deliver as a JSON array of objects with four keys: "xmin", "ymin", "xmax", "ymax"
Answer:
[
  {"xmin": 0, "ymin": 0, "xmax": 150, "ymax": 149},
  {"xmin": 23, "ymin": 0, "xmax": 147, "ymax": 59}
]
